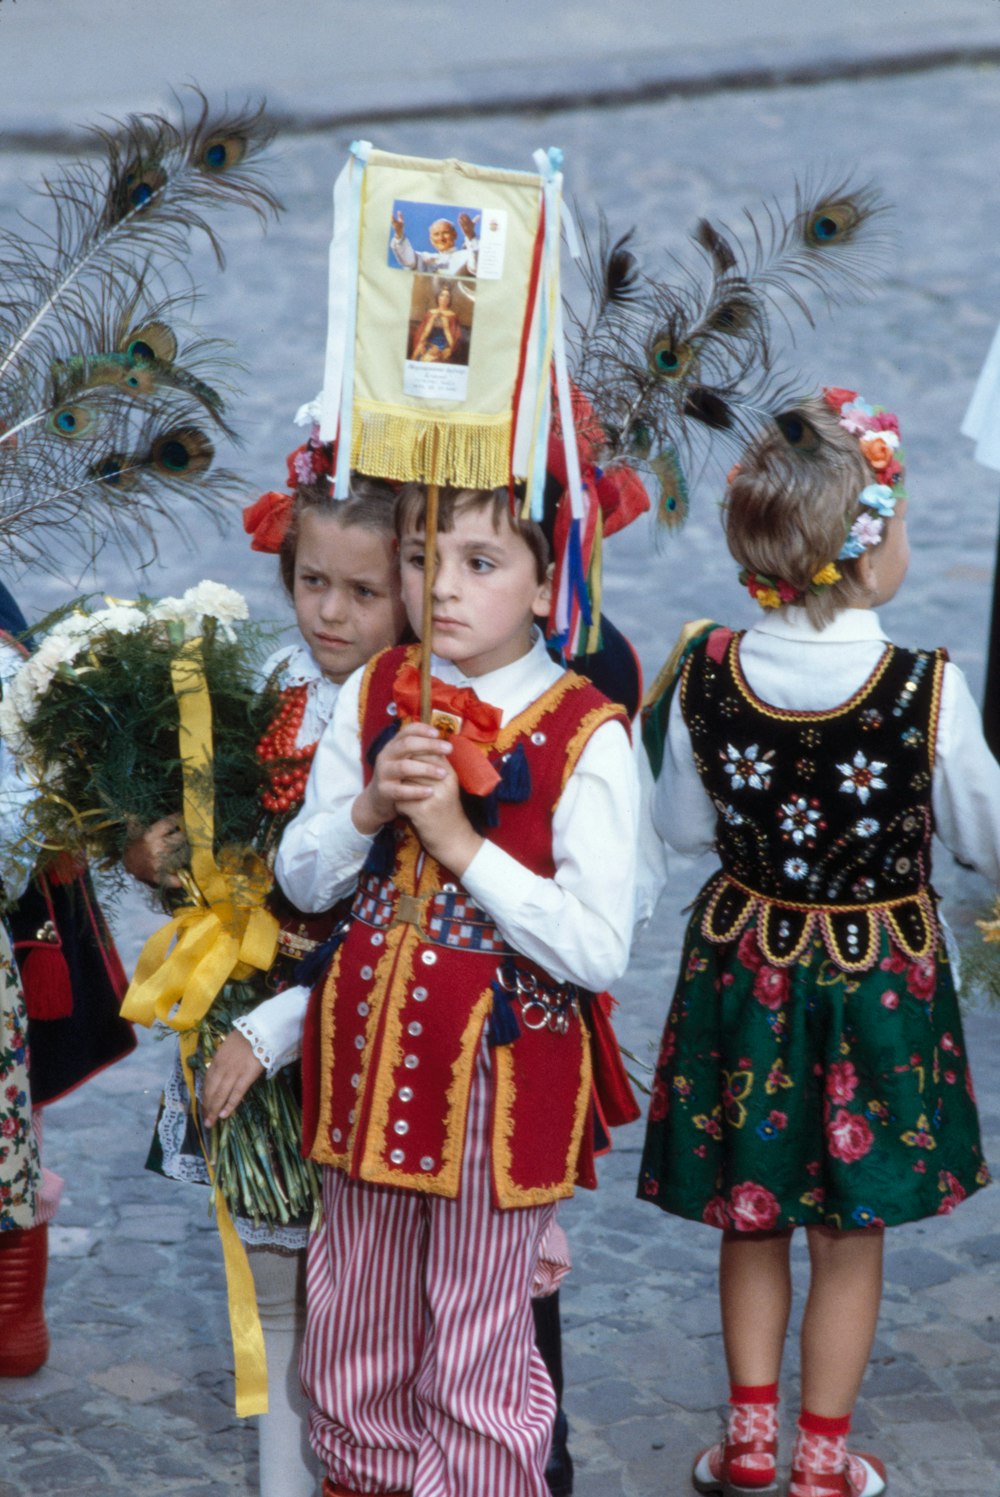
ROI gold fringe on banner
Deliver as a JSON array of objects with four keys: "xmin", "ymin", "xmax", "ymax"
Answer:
[{"xmin": 351, "ymin": 401, "xmax": 513, "ymax": 489}]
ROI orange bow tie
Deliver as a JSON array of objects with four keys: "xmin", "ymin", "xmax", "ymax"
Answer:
[{"xmin": 392, "ymin": 663, "xmax": 502, "ymax": 797}]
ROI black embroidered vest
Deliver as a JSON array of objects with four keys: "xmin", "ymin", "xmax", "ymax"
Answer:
[{"xmin": 681, "ymin": 629, "xmax": 947, "ymax": 971}]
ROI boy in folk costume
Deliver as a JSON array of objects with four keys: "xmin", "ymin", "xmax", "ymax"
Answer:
[{"xmin": 276, "ymin": 481, "xmax": 639, "ymax": 1497}]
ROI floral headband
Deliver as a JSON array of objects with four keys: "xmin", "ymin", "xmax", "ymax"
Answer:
[
  {"xmin": 241, "ymin": 425, "xmax": 336, "ymax": 554},
  {"xmin": 739, "ymin": 387, "xmax": 905, "ymax": 609},
  {"xmin": 822, "ymin": 387, "xmax": 905, "ymax": 562}
]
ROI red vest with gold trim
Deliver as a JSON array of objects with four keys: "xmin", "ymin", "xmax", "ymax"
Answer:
[{"xmin": 304, "ymin": 644, "xmax": 629, "ymax": 1208}]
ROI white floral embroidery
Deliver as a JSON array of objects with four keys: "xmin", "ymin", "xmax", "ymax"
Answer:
[
  {"xmin": 836, "ymin": 750, "xmax": 887, "ymax": 804},
  {"xmin": 784, "ymin": 857, "xmax": 809, "ymax": 880},
  {"xmin": 778, "ymin": 796, "xmax": 822, "ymax": 844},
  {"xmin": 722, "ymin": 743, "xmax": 773, "ymax": 791},
  {"xmin": 853, "ymin": 817, "xmax": 880, "ymax": 838}
]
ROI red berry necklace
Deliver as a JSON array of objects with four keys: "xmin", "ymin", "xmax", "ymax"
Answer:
[{"xmin": 256, "ymin": 684, "xmax": 318, "ymax": 814}]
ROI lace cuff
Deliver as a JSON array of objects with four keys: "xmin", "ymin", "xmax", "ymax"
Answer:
[{"xmin": 233, "ymin": 985, "xmax": 310, "ymax": 1078}]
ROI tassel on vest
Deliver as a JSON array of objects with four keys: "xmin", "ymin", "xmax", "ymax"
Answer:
[
  {"xmin": 293, "ymin": 919, "xmax": 350, "ymax": 990},
  {"xmin": 487, "ymin": 973, "xmax": 521, "ymax": 1048},
  {"xmin": 477, "ymin": 743, "xmax": 534, "ymax": 830},
  {"xmin": 362, "ymin": 825, "xmax": 397, "ymax": 879}
]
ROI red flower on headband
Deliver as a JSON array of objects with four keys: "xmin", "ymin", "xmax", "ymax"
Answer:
[
  {"xmin": 822, "ymin": 386, "xmax": 858, "ymax": 412},
  {"xmin": 243, "ymin": 491, "xmax": 294, "ymax": 553}
]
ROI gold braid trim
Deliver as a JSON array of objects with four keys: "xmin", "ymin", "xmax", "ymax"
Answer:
[
  {"xmin": 642, "ymin": 618, "xmax": 717, "ymax": 711},
  {"xmin": 310, "ymin": 943, "xmax": 347, "ymax": 1168},
  {"xmin": 492, "ymin": 670, "xmax": 590, "ymax": 753},
  {"xmin": 702, "ymin": 873, "xmax": 938, "ymax": 970},
  {"xmin": 559, "ymin": 701, "xmax": 630, "ymax": 803},
  {"xmin": 491, "ymin": 1016, "xmax": 592, "ymax": 1208},
  {"xmin": 926, "ymin": 650, "xmax": 946, "ymax": 775},
  {"xmin": 727, "ymin": 634, "xmax": 896, "ymax": 721}
]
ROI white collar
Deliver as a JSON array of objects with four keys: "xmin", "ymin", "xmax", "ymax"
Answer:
[
  {"xmin": 749, "ymin": 606, "xmax": 889, "ymax": 645},
  {"xmin": 430, "ymin": 629, "xmax": 557, "ymax": 703},
  {"xmin": 268, "ymin": 641, "xmax": 326, "ymax": 686}
]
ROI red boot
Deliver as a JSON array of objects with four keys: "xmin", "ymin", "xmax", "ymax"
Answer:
[{"xmin": 0, "ymin": 1223, "xmax": 50, "ymax": 1377}]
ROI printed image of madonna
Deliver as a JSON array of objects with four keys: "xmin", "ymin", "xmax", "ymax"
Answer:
[{"xmin": 407, "ymin": 276, "xmax": 474, "ymax": 365}]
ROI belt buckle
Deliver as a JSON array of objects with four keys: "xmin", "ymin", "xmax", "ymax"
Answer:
[{"xmin": 391, "ymin": 892, "xmax": 427, "ymax": 930}]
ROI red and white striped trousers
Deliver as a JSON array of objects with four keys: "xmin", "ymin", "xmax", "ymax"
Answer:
[{"xmin": 300, "ymin": 1048, "xmax": 558, "ymax": 1495}]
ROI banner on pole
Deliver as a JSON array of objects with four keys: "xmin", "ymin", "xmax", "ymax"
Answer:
[{"xmin": 320, "ymin": 146, "xmax": 561, "ymax": 503}]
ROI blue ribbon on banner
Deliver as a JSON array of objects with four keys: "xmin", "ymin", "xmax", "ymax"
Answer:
[{"xmin": 334, "ymin": 140, "xmax": 371, "ymax": 501}]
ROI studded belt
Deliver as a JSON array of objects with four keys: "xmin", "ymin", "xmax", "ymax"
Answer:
[{"xmin": 351, "ymin": 873, "xmax": 507, "ymax": 953}]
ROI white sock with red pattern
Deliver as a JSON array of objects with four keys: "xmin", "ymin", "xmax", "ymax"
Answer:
[
  {"xmin": 789, "ymin": 1409, "xmax": 851, "ymax": 1492},
  {"xmin": 725, "ymin": 1383, "xmax": 779, "ymax": 1486}
]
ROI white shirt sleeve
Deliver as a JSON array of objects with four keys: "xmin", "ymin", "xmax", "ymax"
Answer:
[
  {"xmin": 932, "ymin": 661, "xmax": 1000, "ymax": 884},
  {"xmin": 390, "ymin": 233, "xmax": 417, "ymax": 270},
  {"xmin": 634, "ymin": 731, "xmax": 670, "ymax": 926},
  {"xmin": 461, "ymin": 717, "xmax": 638, "ymax": 991},
  {"xmin": 233, "ymin": 985, "xmax": 310, "ymax": 1077},
  {"xmin": 650, "ymin": 684, "xmax": 718, "ymax": 858},
  {"xmin": 274, "ymin": 667, "xmax": 374, "ymax": 913}
]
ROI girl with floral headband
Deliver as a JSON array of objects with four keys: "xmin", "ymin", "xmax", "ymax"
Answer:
[{"xmin": 638, "ymin": 387, "xmax": 1000, "ymax": 1497}]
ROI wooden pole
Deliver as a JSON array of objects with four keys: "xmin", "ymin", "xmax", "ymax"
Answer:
[{"xmin": 419, "ymin": 482, "xmax": 440, "ymax": 724}]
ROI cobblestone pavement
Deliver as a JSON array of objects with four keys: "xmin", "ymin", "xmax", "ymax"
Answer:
[{"xmin": 2, "ymin": 14, "xmax": 1000, "ymax": 1496}]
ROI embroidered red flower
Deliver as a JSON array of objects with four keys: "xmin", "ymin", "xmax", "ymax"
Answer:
[
  {"xmin": 826, "ymin": 1108, "xmax": 874, "ymax": 1164},
  {"xmin": 647, "ymin": 1079, "xmax": 669, "ymax": 1123},
  {"xmin": 937, "ymin": 1170, "xmax": 966, "ymax": 1214},
  {"xmin": 880, "ymin": 947, "xmax": 907, "ymax": 974},
  {"xmin": 880, "ymin": 990, "xmax": 899, "ymax": 1010},
  {"xmin": 826, "ymin": 1062, "xmax": 859, "ymax": 1104},
  {"xmin": 728, "ymin": 1181, "xmax": 782, "ymax": 1232},
  {"xmin": 753, "ymin": 965, "xmax": 789, "ymax": 1010},
  {"xmin": 703, "ymin": 1196, "xmax": 731, "ymax": 1230},
  {"xmin": 905, "ymin": 957, "xmax": 936, "ymax": 1002},
  {"xmin": 737, "ymin": 927, "xmax": 763, "ymax": 974}
]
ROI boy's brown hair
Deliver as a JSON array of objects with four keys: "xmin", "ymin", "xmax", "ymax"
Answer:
[
  {"xmin": 724, "ymin": 397, "xmax": 882, "ymax": 627},
  {"xmin": 279, "ymin": 475, "xmax": 397, "ymax": 598},
  {"xmin": 394, "ymin": 484, "xmax": 551, "ymax": 584}
]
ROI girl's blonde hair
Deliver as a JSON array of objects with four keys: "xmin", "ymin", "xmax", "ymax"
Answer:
[{"xmin": 724, "ymin": 396, "xmax": 886, "ymax": 627}]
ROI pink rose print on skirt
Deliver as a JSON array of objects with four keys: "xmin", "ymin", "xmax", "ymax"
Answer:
[
  {"xmin": 728, "ymin": 1181, "xmax": 781, "ymax": 1232},
  {"xmin": 737, "ymin": 927, "xmax": 764, "ymax": 974},
  {"xmin": 826, "ymin": 1108, "xmax": 874, "ymax": 1164},
  {"xmin": 753, "ymin": 965, "xmax": 789, "ymax": 1010},
  {"xmin": 825, "ymin": 1061, "xmax": 859, "ymax": 1105},
  {"xmin": 937, "ymin": 1170, "xmax": 967, "ymax": 1215},
  {"xmin": 702, "ymin": 1196, "xmax": 731, "ymax": 1230},
  {"xmin": 905, "ymin": 956, "xmax": 936, "ymax": 1001}
]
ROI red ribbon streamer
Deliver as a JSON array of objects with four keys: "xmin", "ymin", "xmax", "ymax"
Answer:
[{"xmin": 392, "ymin": 663, "xmax": 502, "ymax": 797}]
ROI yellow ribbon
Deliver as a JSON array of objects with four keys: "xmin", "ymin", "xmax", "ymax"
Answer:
[{"xmin": 121, "ymin": 639, "xmax": 278, "ymax": 1417}]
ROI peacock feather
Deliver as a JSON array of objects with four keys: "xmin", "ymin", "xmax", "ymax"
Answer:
[
  {"xmin": 567, "ymin": 176, "xmax": 890, "ymax": 526},
  {"xmin": 0, "ymin": 90, "xmax": 279, "ymax": 568}
]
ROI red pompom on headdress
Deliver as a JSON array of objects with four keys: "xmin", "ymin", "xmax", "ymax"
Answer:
[{"xmin": 243, "ymin": 490, "xmax": 294, "ymax": 554}]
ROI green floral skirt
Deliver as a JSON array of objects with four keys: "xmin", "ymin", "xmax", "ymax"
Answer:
[{"xmin": 638, "ymin": 888, "xmax": 990, "ymax": 1231}]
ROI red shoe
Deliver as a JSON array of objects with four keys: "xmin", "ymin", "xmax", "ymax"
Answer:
[
  {"xmin": 692, "ymin": 1436, "xmax": 778, "ymax": 1495},
  {"xmin": 0, "ymin": 1223, "xmax": 50, "ymax": 1377},
  {"xmin": 789, "ymin": 1451, "xmax": 887, "ymax": 1497}
]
